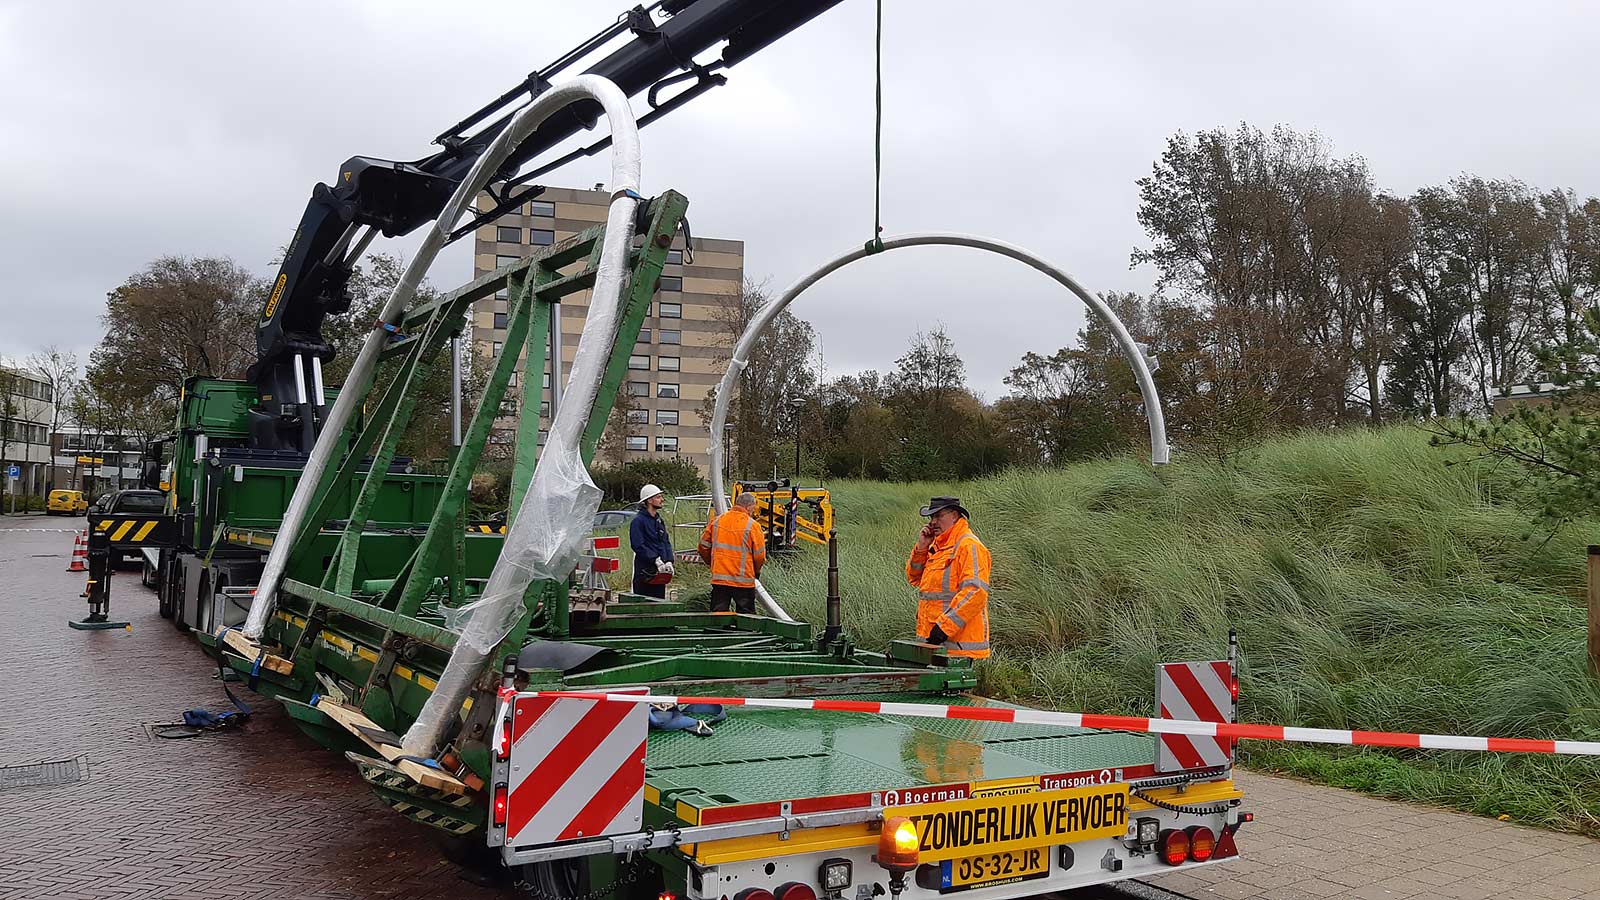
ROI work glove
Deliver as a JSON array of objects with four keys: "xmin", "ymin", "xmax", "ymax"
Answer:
[
  {"xmin": 927, "ymin": 625, "xmax": 949, "ymax": 645},
  {"xmin": 655, "ymin": 558, "xmax": 675, "ymax": 576}
]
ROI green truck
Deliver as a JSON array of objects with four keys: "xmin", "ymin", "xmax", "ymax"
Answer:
[
  {"xmin": 79, "ymin": 6, "xmax": 1245, "ymax": 896},
  {"xmin": 103, "ymin": 193, "xmax": 1243, "ymax": 900}
]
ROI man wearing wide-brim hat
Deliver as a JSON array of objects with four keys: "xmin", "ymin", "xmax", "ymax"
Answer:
[{"xmin": 906, "ymin": 496, "xmax": 992, "ymax": 659}]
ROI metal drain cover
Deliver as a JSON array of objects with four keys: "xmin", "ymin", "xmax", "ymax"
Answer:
[{"xmin": 0, "ymin": 756, "xmax": 90, "ymax": 791}]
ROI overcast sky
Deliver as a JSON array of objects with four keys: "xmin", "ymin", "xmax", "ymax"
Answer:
[{"xmin": 4, "ymin": 1, "xmax": 1599, "ymax": 397}]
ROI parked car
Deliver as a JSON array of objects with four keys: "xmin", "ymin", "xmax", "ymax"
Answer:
[
  {"xmin": 47, "ymin": 489, "xmax": 88, "ymax": 515},
  {"xmin": 88, "ymin": 489, "xmax": 167, "ymax": 567}
]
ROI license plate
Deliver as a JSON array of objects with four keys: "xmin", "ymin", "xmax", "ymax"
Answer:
[
  {"xmin": 940, "ymin": 847, "xmax": 1049, "ymax": 892},
  {"xmin": 891, "ymin": 783, "xmax": 1130, "ymax": 863}
]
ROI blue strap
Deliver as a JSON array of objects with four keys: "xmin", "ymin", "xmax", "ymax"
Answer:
[{"xmin": 393, "ymin": 755, "xmax": 443, "ymax": 770}]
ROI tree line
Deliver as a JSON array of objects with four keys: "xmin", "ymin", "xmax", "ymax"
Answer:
[{"xmin": 722, "ymin": 123, "xmax": 1600, "ymax": 479}]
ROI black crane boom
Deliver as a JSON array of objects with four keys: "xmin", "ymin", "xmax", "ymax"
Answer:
[{"xmin": 248, "ymin": 0, "xmax": 844, "ymax": 451}]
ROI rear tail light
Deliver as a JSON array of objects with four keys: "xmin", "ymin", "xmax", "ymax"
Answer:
[
  {"xmin": 776, "ymin": 883, "xmax": 817, "ymax": 900},
  {"xmin": 1158, "ymin": 828, "xmax": 1189, "ymax": 866},
  {"xmin": 733, "ymin": 890, "xmax": 775, "ymax": 900},
  {"xmin": 1187, "ymin": 825, "xmax": 1216, "ymax": 862},
  {"xmin": 492, "ymin": 783, "xmax": 508, "ymax": 828},
  {"xmin": 495, "ymin": 717, "xmax": 512, "ymax": 760}
]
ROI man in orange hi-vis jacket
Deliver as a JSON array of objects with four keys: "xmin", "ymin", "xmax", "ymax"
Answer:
[
  {"xmin": 699, "ymin": 492, "xmax": 767, "ymax": 614},
  {"xmin": 906, "ymin": 496, "xmax": 991, "ymax": 659}
]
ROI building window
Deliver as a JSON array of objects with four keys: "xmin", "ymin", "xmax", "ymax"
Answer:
[
  {"xmin": 657, "ymin": 356, "xmax": 679, "ymax": 372},
  {"xmin": 656, "ymin": 409, "xmax": 678, "ymax": 426},
  {"xmin": 540, "ymin": 401, "xmax": 551, "ymax": 417},
  {"xmin": 626, "ymin": 435, "xmax": 648, "ymax": 452},
  {"xmin": 530, "ymin": 200, "xmax": 556, "ymax": 217},
  {"xmin": 658, "ymin": 329, "xmax": 680, "ymax": 344},
  {"xmin": 538, "ymin": 430, "xmax": 548, "ymax": 445},
  {"xmin": 530, "ymin": 229, "xmax": 555, "ymax": 246},
  {"xmin": 659, "ymin": 302, "xmax": 682, "ymax": 319},
  {"xmin": 628, "ymin": 354, "xmax": 650, "ymax": 371},
  {"xmin": 657, "ymin": 275, "xmax": 683, "ymax": 292},
  {"xmin": 495, "ymin": 287, "xmax": 509, "ymax": 300},
  {"xmin": 657, "ymin": 383, "xmax": 679, "ymax": 399},
  {"xmin": 495, "ymin": 254, "xmax": 521, "ymax": 270},
  {"xmin": 493, "ymin": 312, "xmax": 508, "ymax": 329},
  {"xmin": 627, "ymin": 381, "xmax": 649, "ymax": 397},
  {"xmin": 636, "ymin": 327, "xmax": 651, "ymax": 344},
  {"xmin": 543, "ymin": 371, "xmax": 552, "ymax": 388},
  {"xmin": 491, "ymin": 341, "xmax": 503, "ymax": 357},
  {"xmin": 655, "ymin": 436, "xmax": 678, "ymax": 452},
  {"xmin": 666, "ymin": 249, "xmax": 682, "ymax": 264},
  {"xmin": 496, "ymin": 226, "xmax": 521, "ymax": 243},
  {"xmin": 508, "ymin": 372, "xmax": 519, "ymax": 388},
  {"xmin": 625, "ymin": 409, "xmax": 649, "ymax": 424}
]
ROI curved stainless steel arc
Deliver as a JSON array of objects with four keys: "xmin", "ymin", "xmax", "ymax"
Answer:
[
  {"xmin": 245, "ymin": 74, "xmax": 642, "ymax": 639},
  {"xmin": 402, "ymin": 78, "xmax": 643, "ymax": 755},
  {"xmin": 706, "ymin": 234, "xmax": 1169, "ymax": 618}
]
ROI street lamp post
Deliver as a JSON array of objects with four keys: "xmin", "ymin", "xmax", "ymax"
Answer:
[{"xmin": 786, "ymin": 397, "xmax": 807, "ymax": 483}]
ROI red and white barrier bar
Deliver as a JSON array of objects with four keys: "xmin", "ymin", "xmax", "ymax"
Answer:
[{"xmin": 529, "ymin": 691, "xmax": 1600, "ymax": 757}]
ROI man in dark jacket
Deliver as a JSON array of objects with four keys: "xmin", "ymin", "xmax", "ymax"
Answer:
[{"xmin": 629, "ymin": 484, "xmax": 674, "ymax": 598}]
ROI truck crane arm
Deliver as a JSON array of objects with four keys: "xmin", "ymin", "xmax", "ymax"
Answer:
[{"xmin": 248, "ymin": 0, "xmax": 844, "ymax": 451}]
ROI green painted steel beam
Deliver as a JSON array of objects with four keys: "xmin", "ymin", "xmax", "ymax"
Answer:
[
  {"xmin": 283, "ymin": 579, "xmax": 459, "ymax": 650},
  {"xmin": 580, "ymin": 191, "xmax": 689, "ymax": 462},
  {"xmin": 393, "ymin": 269, "xmax": 541, "ymax": 617},
  {"xmin": 587, "ymin": 612, "xmax": 813, "ymax": 642},
  {"xmin": 509, "ymin": 268, "xmax": 554, "ymax": 522}
]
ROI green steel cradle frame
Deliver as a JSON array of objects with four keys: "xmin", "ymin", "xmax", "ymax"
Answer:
[{"xmin": 197, "ymin": 190, "xmax": 1009, "ymax": 837}]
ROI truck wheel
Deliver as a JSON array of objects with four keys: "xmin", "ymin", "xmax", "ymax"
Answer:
[{"xmin": 518, "ymin": 860, "xmax": 589, "ymax": 899}]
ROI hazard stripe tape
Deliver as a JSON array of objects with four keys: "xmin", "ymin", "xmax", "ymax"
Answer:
[{"xmin": 530, "ymin": 691, "xmax": 1600, "ymax": 757}]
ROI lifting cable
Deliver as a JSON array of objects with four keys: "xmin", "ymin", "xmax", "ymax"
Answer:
[{"xmin": 865, "ymin": 0, "xmax": 885, "ymax": 254}]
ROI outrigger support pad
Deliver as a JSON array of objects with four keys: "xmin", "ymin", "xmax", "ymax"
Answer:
[{"xmin": 68, "ymin": 618, "xmax": 130, "ymax": 631}]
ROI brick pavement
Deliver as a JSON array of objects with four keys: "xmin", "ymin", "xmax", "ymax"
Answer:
[
  {"xmin": 1144, "ymin": 770, "xmax": 1600, "ymax": 900},
  {"xmin": 6, "ymin": 517, "xmax": 1600, "ymax": 900},
  {"xmin": 0, "ymin": 523, "xmax": 513, "ymax": 900}
]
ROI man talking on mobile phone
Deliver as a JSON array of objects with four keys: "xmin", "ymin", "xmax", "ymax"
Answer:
[{"xmin": 906, "ymin": 497, "xmax": 991, "ymax": 659}]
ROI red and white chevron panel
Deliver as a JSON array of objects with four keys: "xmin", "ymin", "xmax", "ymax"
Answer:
[
  {"xmin": 1155, "ymin": 660, "xmax": 1235, "ymax": 773},
  {"xmin": 505, "ymin": 691, "xmax": 647, "ymax": 846}
]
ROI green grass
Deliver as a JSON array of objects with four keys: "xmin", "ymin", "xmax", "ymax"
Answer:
[{"xmin": 748, "ymin": 426, "xmax": 1600, "ymax": 835}]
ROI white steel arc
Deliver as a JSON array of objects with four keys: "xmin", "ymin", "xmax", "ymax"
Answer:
[
  {"xmin": 705, "ymin": 234, "xmax": 1170, "ymax": 621},
  {"xmin": 246, "ymin": 75, "xmax": 643, "ymax": 648}
]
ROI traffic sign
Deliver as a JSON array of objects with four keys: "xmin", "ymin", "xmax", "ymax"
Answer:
[{"xmin": 5, "ymin": 465, "xmax": 17, "ymax": 479}]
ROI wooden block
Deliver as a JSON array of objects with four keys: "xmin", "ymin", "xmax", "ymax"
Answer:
[
  {"xmin": 218, "ymin": 628, "xmax": 295, "ymax": 676},
  {"xmin": 313, "ymin": 698, "xmax": 467, "ymax": 795}
]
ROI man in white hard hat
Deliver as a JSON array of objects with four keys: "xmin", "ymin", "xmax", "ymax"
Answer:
[{"xmin": 630, "ymin": 484, "xmax": 674, "ymax": 598}]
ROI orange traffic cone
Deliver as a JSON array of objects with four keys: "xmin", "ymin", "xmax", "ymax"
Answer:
[{"xmin": 67, "ymin": 531, "xmax": 87, "ymax": 572}]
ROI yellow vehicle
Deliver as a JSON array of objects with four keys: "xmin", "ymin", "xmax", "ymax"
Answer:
[
  {"xmin": 733, "ymin": 479, "xmax": 834, "ymax": 549},
  {"xmin": 47, "ymin": 489, "xmax": 88, "ymax": 515}
]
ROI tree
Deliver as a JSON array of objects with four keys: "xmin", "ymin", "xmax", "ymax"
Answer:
[
  {"xmin": 324, "ymin": 253, "xmax": 483, "ymax": 467},
  {"xmin": 88, "ymin": 256, "xmax": 262, "ymax": 422},
  {"xmin": 1430, "ymin": 304, "xmax": 1600, "ymax": 527},
  {"xmin": 1132, "ymin": 124, "xmax": 1381, "ymax": 429},
  {"xmin": 700, "ymin": 279, "xmax": 818, "ymax": 478},
  {"xmin": 26, "ymin": 346, "xmax": 78, "ymax": 487}
]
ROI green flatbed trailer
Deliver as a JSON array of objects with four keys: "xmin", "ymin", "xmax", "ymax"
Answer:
[{"xmin": 118, "ymin": 190, "xmax": 1243, "ymax": 898}]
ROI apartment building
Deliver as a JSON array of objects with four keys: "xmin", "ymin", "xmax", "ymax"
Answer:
[
  {"xmin": 471, "ymin": 186, "xmax": 744, "ymax": 473},
  {"xmin": 0, "ymin": 364, "xmax": 56, "ymax": 497}
]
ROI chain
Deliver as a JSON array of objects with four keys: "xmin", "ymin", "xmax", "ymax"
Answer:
[
  {"xmin": 1131, "ymin": 788, "xmax": 1233, "ymax": 817},
  {"xmin": 514, "ymin": 857, "xmax": 647, "ymax": 900}
]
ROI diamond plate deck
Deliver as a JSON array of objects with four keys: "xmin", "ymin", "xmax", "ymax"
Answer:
[{"xmin": 645, "ymin": 693, "xmax": 1155, "ymax": 816}]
